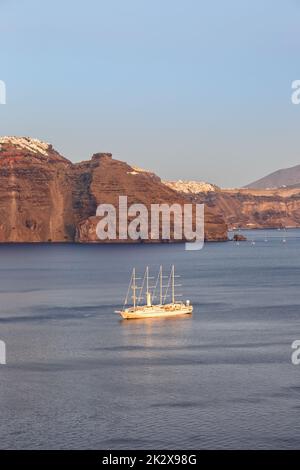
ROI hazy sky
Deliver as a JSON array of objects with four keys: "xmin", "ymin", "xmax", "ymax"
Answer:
[{"xmin": 1, "ymin": 0, "xmax": 300, "ymax": 187}]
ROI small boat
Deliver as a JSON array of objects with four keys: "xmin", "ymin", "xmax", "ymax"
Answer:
[{"xmin": 115, "ymin": 265, "xmax": 193, "ymax": 320}]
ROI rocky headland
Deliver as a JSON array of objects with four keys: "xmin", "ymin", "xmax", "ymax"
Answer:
[{"xmin": 0, "ymin": 137, "xmax": 228, "ymax": 243}]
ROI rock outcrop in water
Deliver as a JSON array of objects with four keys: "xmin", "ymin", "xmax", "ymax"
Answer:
[
  {"xmin": 0, "ymin": 137, "xmax": 228, "ymax": 242},
  {"xmin": 232, "ymin": 233, "xmax": 247, "ymax": 242}
]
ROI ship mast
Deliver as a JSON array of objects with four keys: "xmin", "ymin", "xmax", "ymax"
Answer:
[
  {"xmin": 160, "ymin": 265, "xmax": 163, "ymax": 305},
  {"xmin": 133, "ymin": 268, "xmax": 136, "ymax": 310},
  {"xmin": 146, "ymin": 266, "xmax": 152, "ymax": 307},
  {"xmin": 172, "ymin": 265, "xmax": 175, "ymax": 304},
  {"xmin": 146, "ymin": 266, "xmax": 149, "ymax": 295}
]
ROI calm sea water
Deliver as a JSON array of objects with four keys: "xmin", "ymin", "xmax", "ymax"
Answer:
[{"xmin": 0, "ymin": 229, "xmax": 300, "ymax": 450}]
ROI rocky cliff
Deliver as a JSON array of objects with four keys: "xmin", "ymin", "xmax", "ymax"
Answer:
[
  {"xmin": 165, "ymin": 180, "xmax": 300, "ymax": 229},
  {"xmin": 0, "ymin": 137, "xmax": 74, "ymax": 242},
  {"xmin": 0, "ymin": 137, "xmax": 228, "ymax": 242},
  {"xmin": 73, "ymin": 153, "xmax": 228, "ymax": 242}
]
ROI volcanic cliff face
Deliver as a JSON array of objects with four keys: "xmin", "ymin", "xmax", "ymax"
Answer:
[
  {"xmin": 165, "ymin": 180, "xmax": 300, "ymax": 229},
  {"xmin": 0, "ymin": 137, "xmax": 74, "ymax": 242},
  {"xmin": 0, "ymin": 137, "xmax": 228, "ymax": 242},
  {"xmin": 218, "ymin": 188, "xmax": 300, "ymax": 228},
  {"xmin": 73, "ymin": 153, "xmax": 228, "ymax": 242}
]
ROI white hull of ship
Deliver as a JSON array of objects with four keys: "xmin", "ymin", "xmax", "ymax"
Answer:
[{"xmin": 116, "ymin": 304, "xmax": 193, "ymax": 320}]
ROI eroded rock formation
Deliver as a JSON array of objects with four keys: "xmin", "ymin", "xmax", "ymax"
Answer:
[
  {"xmin": 165, "ymin": 180, "xmax": 300, "ymax": 229},
  {"xmin": 0, "ymin": 137, "xmax": 228, "ymax": 242}
]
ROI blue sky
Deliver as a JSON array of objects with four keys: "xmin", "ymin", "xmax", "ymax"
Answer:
[{"xmin": 0, "ymin": 0, "xmax": 300, "ymax": 186}]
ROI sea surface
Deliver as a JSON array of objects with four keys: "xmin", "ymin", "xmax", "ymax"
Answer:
[{"xmin": 0, "ymin": 229, "xmax": 300, "ymax": 450}]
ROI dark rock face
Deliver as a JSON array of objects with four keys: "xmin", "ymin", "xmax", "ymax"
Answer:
[{"xmin": 0, "ymin": 137, "xmax": 228, "ymax": 242}]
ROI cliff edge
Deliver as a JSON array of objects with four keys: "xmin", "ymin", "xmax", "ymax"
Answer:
[{"xmin": 0, "ymin": 137, "xmax": 228, "ymax": 242}]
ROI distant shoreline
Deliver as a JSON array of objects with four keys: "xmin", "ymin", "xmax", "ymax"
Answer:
[{"xmin": 1, "ymin": 227, "xmax": 299, "ymax": 245}]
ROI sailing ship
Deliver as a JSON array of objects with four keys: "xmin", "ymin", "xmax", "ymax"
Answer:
[{"xmin": 115, "ymin": 265, "xmax": 193, "ymax": 319}]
